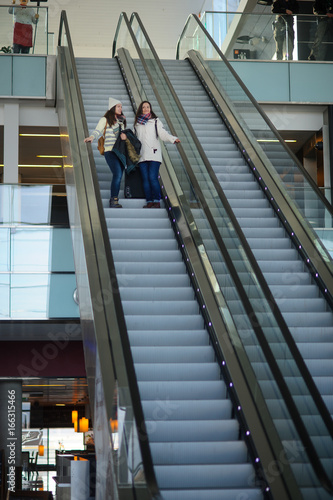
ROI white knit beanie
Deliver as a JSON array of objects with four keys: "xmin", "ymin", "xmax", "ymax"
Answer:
[{"xmin": 108, "ymin": 97, "xmax": 121, "ymax": 110}]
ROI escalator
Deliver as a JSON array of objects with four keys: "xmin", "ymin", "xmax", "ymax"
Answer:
[
  {"xmin": 57, "ymin": 10, "xmax": 333, "ymax": 500},
  {"xmin": 75, "ymin": 56, "xmax": 264, "ymax": 500},
  {"xmin": 161, "ymin": 57, "xmax": 333, "ymax": 418}
]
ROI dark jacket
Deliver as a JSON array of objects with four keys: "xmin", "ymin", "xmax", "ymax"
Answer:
[
  {"xmin": 313, "ymin": 0, "xmax": 333, "ymax": 15},
  {"xmin": 272, "ymin": 0, "xmax": 300, "ymax": 24},
  {"xmin": 112, "ymin": 129, "xmax": 142, "ymax": 175}
]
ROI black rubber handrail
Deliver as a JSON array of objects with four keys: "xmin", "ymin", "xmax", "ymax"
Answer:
[
  {"xmin": 124, "ymin": 11, "xmax": 333, "ymax": 494},
  {"xmin": 58, "ymin": 11, "xmax": 162, "ymax": 500}
]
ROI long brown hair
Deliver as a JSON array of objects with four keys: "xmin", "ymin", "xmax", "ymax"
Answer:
[
  {"xmin": 104, "ymin": 106, "xmax": 126, "ymax": 127},
  {"xmin": 134, "ymin": 101, "xmax": 157, "ymax": 125}
]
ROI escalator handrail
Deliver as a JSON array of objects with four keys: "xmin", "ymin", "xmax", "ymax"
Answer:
[
  {"xmin": 176, "ymin": 13, "xmax": 333, "ymax": 216},
  {"xmin": 124, "ymin": 11, "xmax": 333, "ymax": 494},
  {"xmin": 58, "ymin": 11, "xmax": 162, "ymax": 500}
]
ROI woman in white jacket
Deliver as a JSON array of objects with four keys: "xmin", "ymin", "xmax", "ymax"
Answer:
[{"xmin": 134, "ymin": 101, "xmax": 180, "ymax": 208}]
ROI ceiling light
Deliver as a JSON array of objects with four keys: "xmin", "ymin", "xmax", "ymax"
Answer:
[
  {"xmin": 18, "ymin": 164, "xmax": 63, "ymax": 168},
  {"xmin": 19, "ymin": 133, "xmax": 68, "ymax": 137},
  {"xmin": 23, "ymin": 384, "xmax": 67, "ymax": 387},
  {"xmin": 36, "ymin": 155, "xmax": 67, "ymax": 158},
  {"xmin": 257, "ymin": 139, "xmax": 279, "ymax": 143},
  {"xmin": 257, "ymin": 139, "xmax": 297, "ymax": 143}
]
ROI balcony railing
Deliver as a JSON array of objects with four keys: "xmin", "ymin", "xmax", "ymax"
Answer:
[
  {"xmin": 0, "ymin": 4, "xmax": 49, "ymax": 55},
  {"xmin": 188, "ymin": 10, "xmax": 333, "ymax": 61}
]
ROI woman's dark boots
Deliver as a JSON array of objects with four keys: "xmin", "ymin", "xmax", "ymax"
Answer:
[{"xmin": 109, "ymin": 197, "xmax": 122, "ymax": 208}]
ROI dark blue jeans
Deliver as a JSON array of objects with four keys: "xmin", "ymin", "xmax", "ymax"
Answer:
[
  {"xmin": 104, "ymin": 151, "xmax": 123, "ymax": 198},
  {"xmin": 139, "ymin": 161, "xmax": 161, "ymax": 202},
  {"xmin": 13, "ymin": 44, "xmax": 30, "ymax": 54}
]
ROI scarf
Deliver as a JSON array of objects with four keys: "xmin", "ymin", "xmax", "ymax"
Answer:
[{"xmin": 137, "ymin": 113, "xmax": 151, "ymax": 125}]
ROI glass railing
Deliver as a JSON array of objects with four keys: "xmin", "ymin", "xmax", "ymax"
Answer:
[
  {"xmin": 0, "ymin": 4, "xmax": 48, "ymax": 55},
  {"xmin": 177, "ymin": 14, "xmax": 333, "ymax": 266},
  {"xmin": 190, "ymin": 10, "xmax": 333, "ymax": 62},
  {"xmin": 114, "ymin": 12, "xmax": 333, "ymax": 496},
  {"xmin": 0, "ymin": 184, "xmax": 78, "ymax": 319}
]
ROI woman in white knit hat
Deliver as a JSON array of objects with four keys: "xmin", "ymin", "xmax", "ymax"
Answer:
[{"xmin": 84, "ymin": 97, "xmax": 127, "ymax": 208}]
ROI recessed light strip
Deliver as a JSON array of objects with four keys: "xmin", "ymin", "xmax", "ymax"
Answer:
[
  {"xmin": 18, "ymin": 164, "xmax": 63, "ymax": 168},
  {"xmin": 257, "ymin": 139, "xmax": 297, "ymax": 143},
  {"xmin": 19, "ymin": 134, "xmax": 68, "ymax": 137}
]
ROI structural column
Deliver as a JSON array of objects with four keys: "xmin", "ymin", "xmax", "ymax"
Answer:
[
  {"xmin": 325, "ymin": 105, "xmax": 333, "ymax": 204},
  {"xmin": 3, "ymin": 103, "xmax": 19, "ymax": 184}
]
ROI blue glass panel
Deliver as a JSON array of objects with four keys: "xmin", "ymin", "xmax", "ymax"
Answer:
[
  {"xmin": 0, "ymin": 56, "xmax": 12, "ymax": 96},
  {"xmin": 0, "ymin": 185, "xmax": 79, "ymax": 319},
  {"xmin": 0, "ymin": 228, "xmax": 10, "ymax": 272},
  {"xmin": 0, "ymin": 275, "xmax": 10, "ymax": 318}
]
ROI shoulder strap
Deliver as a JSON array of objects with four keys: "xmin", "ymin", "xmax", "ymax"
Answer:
[
  {"xmin": 103, "ymin": 121, "xmax": 107, "ymax": 138},
  {"xmin": 155, "ymin": 119, "xmax": 158, "ymax": 139}
]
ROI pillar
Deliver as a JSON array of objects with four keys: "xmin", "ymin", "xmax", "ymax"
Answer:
[{"xmin": 3, "ymin": 103, "xmax": 19, "ymax": 184}]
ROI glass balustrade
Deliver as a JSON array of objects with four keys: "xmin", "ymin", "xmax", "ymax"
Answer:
[
  {"xmin": 0, "ymin": 5, "xmax": 48, "ymax": 55},
  {"xmin": 185, "ymin": 11, "xmax": 333, "ymax": 62}
]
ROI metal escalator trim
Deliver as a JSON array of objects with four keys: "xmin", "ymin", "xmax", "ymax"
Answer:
[
  {"xmin": 120, "ymin": 11, "xmax": 333, "ymax": 495},
  {"xmin": 58, "ymin": 11, "xmax": 162, "ymax": 500}
]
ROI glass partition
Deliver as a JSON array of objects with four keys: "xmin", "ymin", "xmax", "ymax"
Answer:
[
  {"xmin": 0, "ymin": 185, "xmax": 78, "ymax": 319},
  {"xmin": 195, "ymin": 11, "xmax": 333, "ymax": 62},
  {"xmin": 0, "ymin": 5, "xmax": 48, "ymax": 55},
  {"xmin": 114, "ymin": 12, "xmax": 333, "ymax": 494},
  {"xmin": 178, "ymin": 14, "xmax": 333, "ymax": 264}
]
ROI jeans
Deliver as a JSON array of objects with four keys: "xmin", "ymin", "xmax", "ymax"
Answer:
[
  {"xmin": 13, "ymin": 44, "xmax": 30, "ymax": 54},
  {"xmin": 104, "ymin": 151, "xmax": 123, "ymax": 198},
  {"xmin": 273, "ymin": 20, "xmax": 294, "ymax": 60},
  {"xmin": 139, "ymin": 161, "xmax": 161, "ymax": 202},
  {"xmin": 310, "ymin": 18, "xmax": 333, "ymax": 61}
]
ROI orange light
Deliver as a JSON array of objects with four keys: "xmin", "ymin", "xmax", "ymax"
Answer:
[
  {"xmin": 79, "ymin": 417, "xmax": 89, "ymax": 433},
  {"xmin": 38, "ymin": 445, "xmax": 44, "ymax": 457},
  {"xmin": 111, "ymin": 420, "xmax": 118, "ymax": 432},
  {"xmin": 72, "ymin": 410, "xmax": 78, "ymax": 424},
  {"xmin": 74, "ymin": 420, "xmax": 78, "ymax": 432}
]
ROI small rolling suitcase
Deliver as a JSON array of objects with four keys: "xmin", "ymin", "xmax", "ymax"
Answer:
[{"xmin": 125, "ymin": 167, "xmax": 145, "ymax": 199}]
